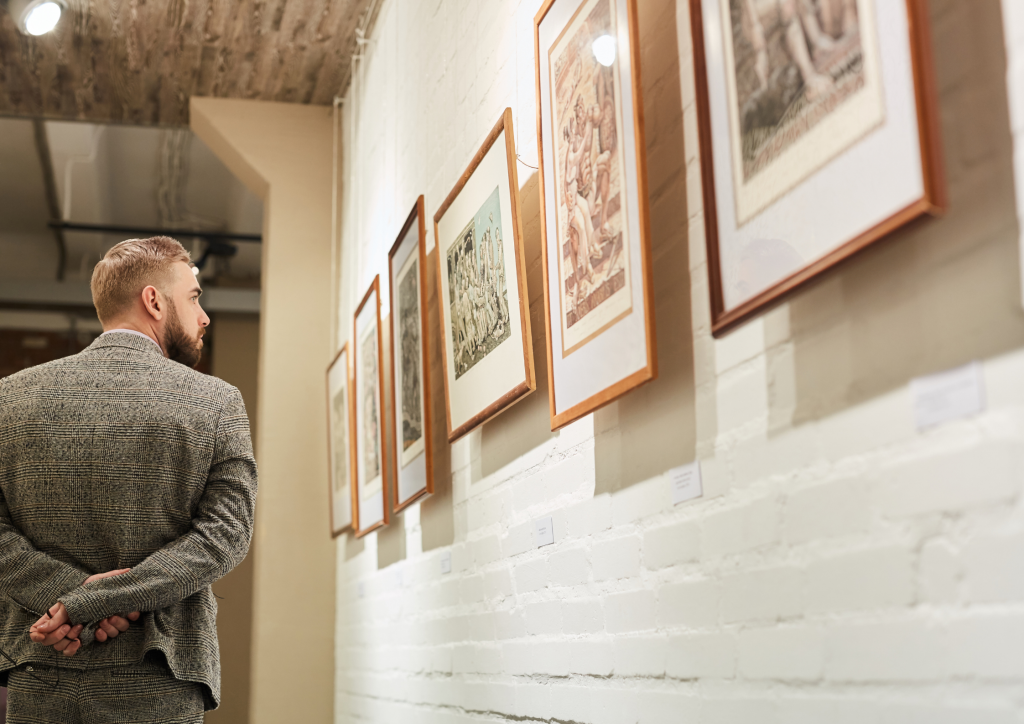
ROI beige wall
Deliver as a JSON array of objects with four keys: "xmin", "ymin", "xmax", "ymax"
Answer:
[
  {"xmin": 192, "ymin": 97, "xmax": 336, "ymax": 724},
  {"xmin": 209, "ymin": 313, "xmax": 260, "ymax": 724}
]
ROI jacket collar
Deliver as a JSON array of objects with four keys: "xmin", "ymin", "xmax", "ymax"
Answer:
[{"xmin": 88, "ymin": 331, "xmax": 167, "ymax": 358}]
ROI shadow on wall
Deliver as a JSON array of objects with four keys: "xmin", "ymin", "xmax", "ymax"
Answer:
[
  {"xmin": 360, "ymin": 244, "xmax": 457, "ymax": 559},
  {"xmin": 378, "ymin": 317, "xmax": 407, "ymax": 569},
  {"xmin": 345, "ymin": 529, "xmax": 365, "ymax": 560},
  {"xmin": 422, "ymin": 243, "xmax": 455, "ymax": 552},
  {"xmin": 780, "ymin": 0, "xmax": 1024, "ymax": 429},
  {"xmin": 481, "ymin": 171, "xmax": 558, "ymax": 480},
  {"xmin": 377, "ymin": 513, "xmax": 406, "ymax": 568},
  {"xmin": 595, "ymin": 0, "xmax": 696, "ymax": 495}
]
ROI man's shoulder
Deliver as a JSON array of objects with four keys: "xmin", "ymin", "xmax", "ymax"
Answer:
[
  {"xmin": 0, "ymin": 347, "xmax": 238, "ymax": 408},
  {"xmin": 0, "ymin": 356, "xmax": 70, "ymax": 395},
  {"xmin": 112, "ymin": 353, "xmax": 241, "ymax": 407},
  {"xmin": 0, "ymin": 347, "xmax": 110, "ymax": 389},
  {"xmin": 190, "ymin": 369, "xmax": 240, "ymax": 404}
]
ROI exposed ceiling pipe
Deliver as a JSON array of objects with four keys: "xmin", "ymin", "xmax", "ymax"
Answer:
[
  {"xmin": 32, "ymin": 119, "xmax": 67, "ymax": 281},
  {"xmin": 0, "ymin": 279, "xmax": 260, "ymax": 314},
  {"xmin": 49, "ymin": 222, "xmax": 258, "ymax": 269},
  {"xmin": 158, "ymin": 129, "xmax": 223, "ymax": 231},
  {"xmin": 158, "ymin": 128, "xmax": 236, "ymax": 273},
  {"xmin": 47, "ymin": 221, "xmax": 261, "ymax": 243}
]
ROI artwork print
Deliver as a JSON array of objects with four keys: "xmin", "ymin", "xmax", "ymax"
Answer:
[
  {"xmin": 549, "ymin": 0, "xmax": 633, "ymax": 356},
  {"xmin": 326, "ymin": 344, "xmax": 354, "ymax": 535},
  {"xmin": 330, "ymin": 385, "xmax": 350, "ymax": 495},
  {"xmin": 446, "ymin": 186, "xmax": 512, "ymax": 379},
  {"xmin": 396, "ymin": 250, "xmax": 425, "ymax": 467},
  {"xmin": 722, "ymin": 0, "xmax": 884, "ymax": 224},
  {"xmin": 359, "ymin": 320, "xmax": 382, "ymax": 497}
]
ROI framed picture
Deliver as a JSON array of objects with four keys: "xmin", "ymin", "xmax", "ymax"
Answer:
[
  {"xmin": 433, "ymin": 108, "xmax": 536, "ymax": 442},
  {"xmin": 325, "ymin": 343, "xmax": 356, "ymax": 537},
  {"xmin": 353, "ymin": 276, "xmax": 390, "ymax": 537},
  {"xmin": 535, "ymin": 0, "xmax": 657, "ymax": 430},
  {"xmin": 690, "ymin": 0, "xmax": 945, "ymax": 335},
  {"xmin": 388, "ymin": 196, "xmax": 434, "ymax": 512}
]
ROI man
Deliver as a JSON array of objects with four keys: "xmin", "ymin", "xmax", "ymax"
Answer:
[{"xmin": 0, "ymin": 236, "xmax": 257, "ymax": 722}]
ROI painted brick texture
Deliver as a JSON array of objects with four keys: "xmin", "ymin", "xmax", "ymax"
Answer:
[{"xmin": 334, "ymin": 0, "xmax": 1024, "ymax": 721}]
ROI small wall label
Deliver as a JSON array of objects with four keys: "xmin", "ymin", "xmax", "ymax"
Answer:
[
  {"xmin": 534, "ymin": 517, "xmax": 555, "ymax": 548},
  {"xmin": 911, "ymin": 362, "xmax": 985, "ymax": 430},
  {"xmin": 670, "ymin": 461, "xmax": 703, "ymax": 505},
  {"xmin": 440, "ymin": 551, "xmax": 452, "ymax": 575}
]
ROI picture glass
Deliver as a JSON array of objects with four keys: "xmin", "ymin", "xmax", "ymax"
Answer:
[
  {"xmin": 549, "ymin": 0, "xmax": 633, "ymax": 356},
  {"xmin": 396, "ymin": 229, "xmax": 426, "ymax": 468},
  {"xmin": 331, "ymin": 383, "xmax": 350, "ymax": 497},
  {"xmin": 436, "ymin": 122, "xmax": 530, "ymax": 437},
  {"xmin": 697, "ymin": 0, "xmax": 934, "ymax": 324},
  {"xmin": 447, "ymin": 186, "xmax": 512, "ymax": 378},
  {"xmin": 356, "ymin": 301, "xmax": 383, "ymax": 506},
  {"xmin": 327, "ymin": 348, "xmax": 352, "ymax": 532},
  {"xmin": 720, "ymin": 0, "xmax": 884, "ymax": 226},
  {"xmin": 537, "ymin": 0, "xmax": 655, "ymax": 426}
]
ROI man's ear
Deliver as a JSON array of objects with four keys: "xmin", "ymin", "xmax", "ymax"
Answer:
[{"xmin": 141, "ymin": 285, "xmax": 164, "ymax": 321}]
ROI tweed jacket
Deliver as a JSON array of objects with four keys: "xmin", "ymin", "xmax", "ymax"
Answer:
[{"xmin": 0, "ymin": 332, "xmax": 257, "ymax": 710}]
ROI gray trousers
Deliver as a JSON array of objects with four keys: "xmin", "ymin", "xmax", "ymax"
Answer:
[{"xmin": 6, "ymin": 658, "xmax": 204, "ymax": 724}]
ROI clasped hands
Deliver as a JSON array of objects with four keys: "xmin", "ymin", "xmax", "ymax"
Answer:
[{"xmin": 28, "ymin": 568, "xmax": 140, "ymax": 657}]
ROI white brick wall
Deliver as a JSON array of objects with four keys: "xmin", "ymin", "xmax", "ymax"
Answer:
[{"xmin": 335, "ymin": 0, "xmax": 1024, "ymax": 721}]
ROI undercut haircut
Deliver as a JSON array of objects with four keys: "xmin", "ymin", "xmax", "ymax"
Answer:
[{"xmin": 91, "ymin": 236, "xmax": 191, "ymax": 324}]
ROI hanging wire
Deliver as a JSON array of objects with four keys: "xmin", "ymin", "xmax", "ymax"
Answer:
[
  {"xmin": 513, "ymin": 10, "xmax": 540, "ymax": 172},
  {"xmin": 331, "ymin": 96, "xmax": 343, "ymax": 351},
  {"xmin": 351, "ymin": 0, "xmax": 378, "ymax": 294}
]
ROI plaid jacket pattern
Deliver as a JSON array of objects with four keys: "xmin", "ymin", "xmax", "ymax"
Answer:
[{"xmin": 0, "ymin": 332, "xmax": 258, "ymax": 710}]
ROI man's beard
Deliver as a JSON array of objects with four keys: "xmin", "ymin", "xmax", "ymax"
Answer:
[{"xmin": 163, "ymin": 301, "xmax": 204, "ymax": 368}]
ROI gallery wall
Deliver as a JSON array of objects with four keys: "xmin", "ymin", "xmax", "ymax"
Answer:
[{"xmin": 335, "ymin": 0, "xmax": 1024, "ymax": 722}]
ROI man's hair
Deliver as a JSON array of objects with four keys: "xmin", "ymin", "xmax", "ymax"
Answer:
[{"xmin": 91, "ymin": 236, "xmax": 191, "ymax": 323}]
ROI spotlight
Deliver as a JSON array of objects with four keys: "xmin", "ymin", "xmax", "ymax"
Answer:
[
  {"xmin": 4, "ymin": 0, "xmax": 65, "ymax": 36},
  {"xmin": 592, "ymin": 34, "xmax": 616, "ymax": 67}
]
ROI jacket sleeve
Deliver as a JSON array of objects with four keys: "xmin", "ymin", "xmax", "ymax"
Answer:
[
  {"xmin": 0, "ymin": 491, "xmax": 90, "ymax": 616},
  {"xmin": 58, "ymin": 387, "xmax": 258, "ymax": 628}
]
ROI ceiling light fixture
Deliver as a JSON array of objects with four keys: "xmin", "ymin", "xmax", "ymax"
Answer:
[
  {"xmin": 4, "ymin": 0, "xmax": 65, "ymax": 36},
  {"xmin": 592, "ymin": 34, "xmax": 616, "ymax": 67}
]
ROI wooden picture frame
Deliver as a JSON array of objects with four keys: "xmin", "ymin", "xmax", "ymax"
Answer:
[
  {"xmin": 690, "ymin": 0, "xmax": 946, "ymax": 336},
  {"xmin": 352, "ymin": 276, "xmax": 390, "ymax": 537},
  {"xmin": 534, "ymin": 0, "xmax": 657, "ymax": 431},
  {"xmin": 433, "ymin": 108, "xmax": 536, "ymax": 442},
  {"xmin": 388, "ymin": 196, "xmax": 434, "ymax": 512},
  {"xmin": 325, "ymin": 343, "xmax": 357, "ymax": 537}
]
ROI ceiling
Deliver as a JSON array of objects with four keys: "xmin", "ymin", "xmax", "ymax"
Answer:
[
  {"xmin": 0, "ymin": 117, "xmax": 263, "ymax": 287},
  {"xmin": 0, "ymin": 0, "xmax": 380, "ymax": 126}
]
